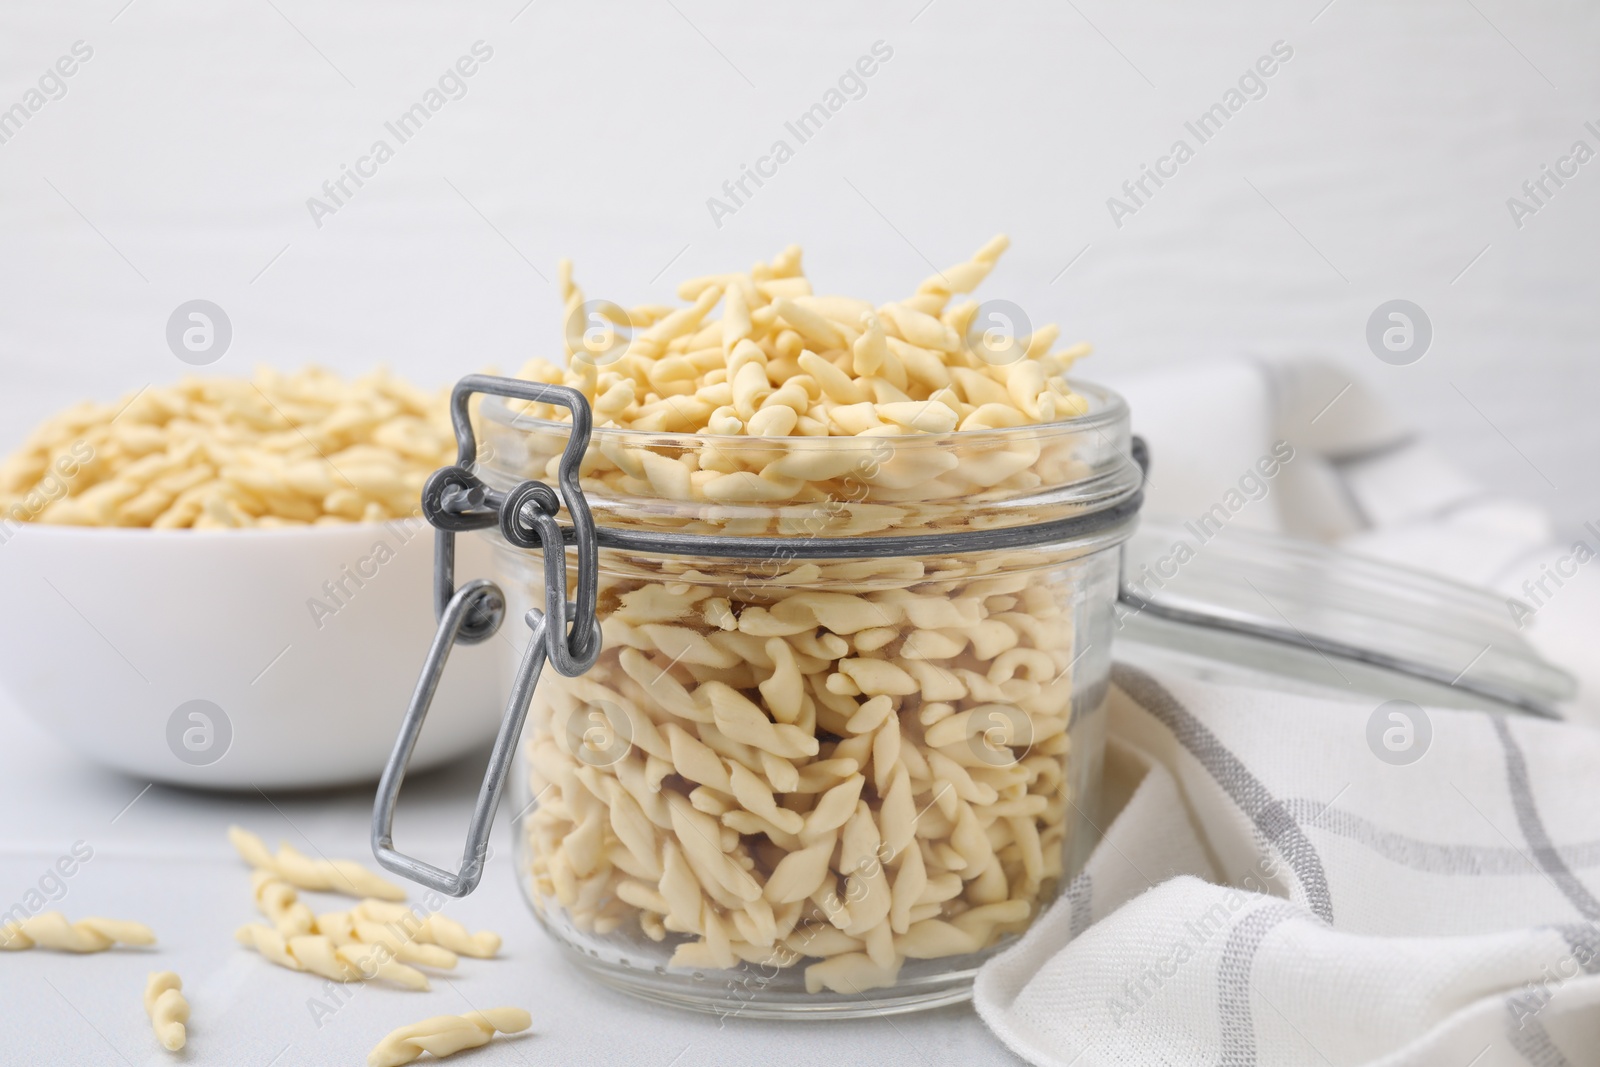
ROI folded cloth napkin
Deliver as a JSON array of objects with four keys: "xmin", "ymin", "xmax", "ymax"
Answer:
[{"xmin": 975, "ymin": 664, "xmax": 1600, "ymax": 1067}]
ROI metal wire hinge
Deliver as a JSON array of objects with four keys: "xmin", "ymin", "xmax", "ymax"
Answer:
[{"xmin": 372, "ymin": 374, "xmax": 602, "ymax": 897}]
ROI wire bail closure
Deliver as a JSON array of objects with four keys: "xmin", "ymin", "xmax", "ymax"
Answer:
[{"xmin": 372, "ymin": 374, "xmax": 601, "ymax": 897}]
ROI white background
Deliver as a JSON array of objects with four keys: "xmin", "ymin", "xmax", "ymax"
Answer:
[{"xmin": 1, "ymin": 0, "xmax": 1596, "ymax": 535}]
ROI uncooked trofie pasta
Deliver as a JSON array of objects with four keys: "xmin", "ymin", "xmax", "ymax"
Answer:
[
  {"xmin": 367, "ymin": 1008, "xmax": 532, "ymax": 1067},
  {"xmin": 503, "ymin": 236, "xmax": 1097, "ymax": 538},
  {"xmin": 229, "ymin": 825, "xmax": 406, "ymax": 901},
  {"xmin": 230, "ymin": 832, "xmax": 504, "ymax": 992},
  {"xmin": 234, "ymin": 922, "xmax": 432, "ymax": 990},
  {"xmin": 252, "ymin": 869, "xmax": 317, "ymax": 937},
  {"xmin": 144, "ymin": 971, "xmax": 189, "ymax": 1052},
  {"xmin": 514, "ymin": 234, "xmax": 1088, "ymax": 440},
  {"xmin": 495, "ymin": 238, "xmax": 1132, "ymax": 1002},
  {"xmin": 0, "ymin": 912, "xmax": 155, "ymax": 952},
  {"xmin": 340, "ymin": 899, "xmax": 503, "ymax": 959},
  {"xmin": 0, "ymin": 367, "xmax": 454, "ymax": 529},
  {"xmin": 515, "ymin": 551, "xmax": 1083, "ymax": 995}
]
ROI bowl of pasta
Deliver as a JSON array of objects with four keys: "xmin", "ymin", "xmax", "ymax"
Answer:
[{"xmin": 0, "ymin": 367, "xmax": 503, "ymax": 789}]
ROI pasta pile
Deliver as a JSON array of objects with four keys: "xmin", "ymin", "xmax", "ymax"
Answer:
[
  {"xmin": 228, "ymin": 826, "xmax": 503, "ymax": 993},
  {"xmin": 234, "ymin": 921, "xmax": 435, "ymax": 991},
  {"xmin": 506, "ymin": 237, "xmax": 1095, "ymax": 527},
  {"xmin": 516, "ymin": 234, "xmax": 1088, "ymax": 440},
  {"xmin": 523, "ymin": 555, "xmax": 1078, "ymax": 993},
  {"xmin": 0, "ymin": 367, "xmax": 454, "ymax": 529},
  {"xmin": 512, "ymin": 238, "xmax": 1099, "ymax": 995}
]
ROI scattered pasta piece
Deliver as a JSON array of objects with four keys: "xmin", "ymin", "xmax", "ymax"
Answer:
[
  {"xmin": 228, "ymin": 826, "xmax": 405, "ymax": 901},
  {"xmin": 0, "ymin": 912, "xmax": 155, "ymax": 953},
  {"xmin": 144, "ymin": 971, "xmax": 189, "ymax": 1052},
  {"xmin": 368, "ymin": 1008, "xmax": 532, "ymax": 1067}
]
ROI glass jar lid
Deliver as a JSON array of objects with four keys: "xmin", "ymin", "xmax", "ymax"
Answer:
[{"xmin": 1116, "ymin": 519, "xmax": 1575, "ymax": 719}]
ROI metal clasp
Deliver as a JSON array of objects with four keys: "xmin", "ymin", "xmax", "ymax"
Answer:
[{"xmin": 372, "ymin": 374, "xmax": 602, "ymax": 897}]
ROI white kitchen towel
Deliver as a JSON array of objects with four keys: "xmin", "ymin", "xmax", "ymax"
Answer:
[{"xmin": 974, "ymin": 664, "xmax": 1600, "ymax": 1067}]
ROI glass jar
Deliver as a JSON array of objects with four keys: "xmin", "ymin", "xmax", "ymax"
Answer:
[{"xmin": 471, "ymin": 380, "xmax": 1142, "ymax": 1018}]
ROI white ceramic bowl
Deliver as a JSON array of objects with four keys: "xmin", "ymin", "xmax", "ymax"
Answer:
[{"xmin": 0, "ymin": 521, "xmax": 504, "ymax": 789}]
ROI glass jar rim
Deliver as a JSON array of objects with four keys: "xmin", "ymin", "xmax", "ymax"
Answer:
[{"xmin": 475, "ymin": 376, "xmax": 1143, "ymax": 554}]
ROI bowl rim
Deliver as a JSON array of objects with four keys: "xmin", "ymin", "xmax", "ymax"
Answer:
[{"xmin": 0, "ymin": 517, "xmax": 424, "ymax": 538}]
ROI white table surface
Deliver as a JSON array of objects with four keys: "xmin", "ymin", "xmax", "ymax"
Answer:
[{"xmin": 0, "ymin": 690, "xmax": 1024, "ymax": 1067}]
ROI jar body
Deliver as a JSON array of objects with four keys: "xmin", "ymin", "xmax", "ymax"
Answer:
[
  {"xmin": 497, "ymin": 535, "xmax": 1121, "ymax": 1017},
  {"xmin": 479, "ymin": 382, "xmax": 1139, "ymax": 1017}
]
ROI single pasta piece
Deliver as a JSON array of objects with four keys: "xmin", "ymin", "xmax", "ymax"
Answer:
[
  {"xmin": 368, "ymin": 1008, "xmax": 532, "ymax": 1067},
  {"xmin": 144, "ymin": 971, "xmax": 189, "ymax": 1052},
  {"xmin": 0, "ymin": 912, "xmax": 155, "ymax": 952},
  {"xmin": 228, "ymin": 825, "xmax": 405, "ymax": 901}
]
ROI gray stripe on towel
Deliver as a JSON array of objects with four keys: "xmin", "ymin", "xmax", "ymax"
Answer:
[
  {"xmin": 1112, "ymin": 664, "xmax": 1334, "ymax": 923},
  {"xmin": 1284, "ymin": 798, "xmax": 1600, "ymax": 876},
  {"xmin": 1216, "ymin": 902, "xmax": 1302, "ymax": 1067},
  {"xmin": 1503, "ymin": 1008, "xmax": 1575, "ymax": 1067},
  {"xmin": 1065, "ymin": 871, "xmax": 1093, "ymax": 940},
  {"xmin": 1492, "ymin": 716, "xmax": 1600, "ymax": 921}
]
